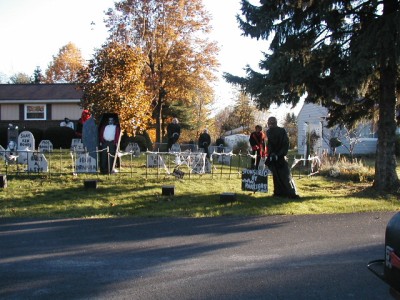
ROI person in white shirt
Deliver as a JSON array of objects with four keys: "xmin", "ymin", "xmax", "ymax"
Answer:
[
  {"xmin": 99, "ymin": 117, "xmax": 121, "ymax": 174},
  {"xmin": 60, "ymin": 117, "xmax": 74, "ymax": 130}
]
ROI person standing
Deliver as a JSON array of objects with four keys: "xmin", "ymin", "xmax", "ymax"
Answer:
[
  {"xmin": 60, "ymin": 117, "xmax": 74, "ymax": 130},
  {"xmin": 75, "ymin": 110, "xmax": 91, "ymax": 138},
  {"xmin": 265, "ymin": 116, "xmax": 300, "ymax": 198},
  {"xmin": 167, "ymin": 118, "xmax": 181, "ymax": 151},
  {"xmin": 99, "ymin": 116, "xmax": 121, "ymax": 174},
  {"xmin": 249, "ymin": 125, "xmax": 266, "ymax": 169},
  {"xmin": 198, "ymin": 129, "xmax": 211, "ymax": 159}
]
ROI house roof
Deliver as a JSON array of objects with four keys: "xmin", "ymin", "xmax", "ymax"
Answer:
[{"xmin": 0, "ymin": 84, "xmax": 83, "ymax": 103}]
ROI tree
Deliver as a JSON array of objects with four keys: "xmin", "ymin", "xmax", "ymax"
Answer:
[
  {"xmin": 282, "ymin": 113, "xmax": 297, "ymax": 150},
  {"xmin": 77, "ymin": 41, "xmax": 152, "ymax": 136},
  {"xmin": 33, "ymin": 66, "xmax": 44, "ymax": 84},
  {"xmin": 230, "ymin": 91, "xmax": 255, "ymax": 132},
  {"xmin": 105, "ymin": 0, "xmax": 219, "ymax": 143},
  {"xmin": 45, "ymin": 42, "xmax": 85, "ymax": 83},
  {"xmin": 224, "ymin": 1, "xmax": 400, "ymax": 192},
  {"xmin": 9, "ymin": 72, "xmax": 31, "ymax": 84}
]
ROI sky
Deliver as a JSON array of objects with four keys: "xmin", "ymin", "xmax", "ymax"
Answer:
[{"xmin": 0, "ymin": 0, "xmax": 302, "ymax": 120}]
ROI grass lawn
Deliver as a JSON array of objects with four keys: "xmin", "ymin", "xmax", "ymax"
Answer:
[{"xmin": 0, "ymin": 150, "xmax": 399, "ymax": 218}]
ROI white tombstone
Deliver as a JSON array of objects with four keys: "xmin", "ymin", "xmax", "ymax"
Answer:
[
  {"xmin": 191, "ymin": 153, "xmax": 211, "ymax": 174},
  {"xmin": 38, "ymin": 140, "xmax": 53, "ymax": 152},
  {"xmin": 71, "ymin": 139, "xmax": 83, "ymax": 151},
  {"xmin": 0, "ymin": 145, "xmax": 6, "ymax": 161},
  {"xmin": 75, "ymin": 153, "xmax": 98, "ymax": 173},
  {"xmin": 17, "ymin": 147, "xmax": 33, "ymax": 165},
  {"xmin": 170, "ymin": 143, "xmax": 181, "ymax": 153},
  {"xmin": 146, "ymin": 153, "xmax": 166, "ymax": 168},
  {"xmin": 125, "ymin": 142, "xmax": 141, "ymax": 157},
  {"xmin": 28, "ymin": 153, "xmax": 48, "ymax": 172},
  {"xmin": 18, "ymin": 131, "xmax": 35, "ymax": 151},
  {"xmin": 217, "ymin": 153, "xmax": 232, "ymax": 165}
]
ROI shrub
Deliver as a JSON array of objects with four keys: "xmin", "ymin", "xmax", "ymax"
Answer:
[
  {"xmin": 120, "ymin": 131, "xmax": 153, "ymax": 152},
  {"xmin": 0, "ymin": 127, "xmax": 7, "ymax": 148},
  {"xmin": 23, "ymin": 128, "xmax": 44, "ymax": 147},
  {"xmin": 320, "ymin": 155, "xmax": 374, "ymax": 182},
  {"xmin": 43, "ymin": 127, "xmax": 76, "ymax": 149},
  {"xmin": 233, "ymin": 140, "xmax": 249, "ymax": 155}
]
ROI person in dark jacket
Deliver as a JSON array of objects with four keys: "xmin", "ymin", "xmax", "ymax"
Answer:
[
  {"xmin": 167, "ymin": 118, "xmax": 181, "ymax": 151},
  {"xmin": 249, "ymin": 125, "xmax": 266, "ymax": 169},
  {"xmin": 198, "ymin": 129, "xmax": 211, "ymax": 159},
  {"xmin": 265, "ymin": 116, "xmax": 300, "ymax": 198}
]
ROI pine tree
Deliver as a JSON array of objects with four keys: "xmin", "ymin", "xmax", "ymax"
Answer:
[{"xmin": 224, "ymin": 0, "xmax": 400, "ymax": 192}]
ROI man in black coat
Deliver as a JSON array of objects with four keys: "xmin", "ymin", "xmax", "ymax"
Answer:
[
  {"xmin": 198, "ymin": 129, "xmax": 211, "ymax": 159},
  {"xmin": 265, "ymin": 116, "xmax": 300, "ymax": 198},
  {"xmin": 167, "ymin": 118, "xmax": 181, "ymax": 151}
]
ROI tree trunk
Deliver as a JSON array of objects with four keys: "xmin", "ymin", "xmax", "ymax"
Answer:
[
  {"xmin": 155, "ymin": 98, "xmax": 163, "ymax": 144},
  {"xmin": 373, "ymin": 0, "xmax": 399, "ymax": 192}
]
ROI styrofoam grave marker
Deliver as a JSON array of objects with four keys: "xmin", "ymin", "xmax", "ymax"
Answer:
[
  {"xmin": 82, "ymin": 117, "xmax": 98, "ymax": 160},
  {"xmin": 75, "ymin": 153, "xmax": 97, "ymax": 173},
  {"xmin": 18, "ymin": 131, "xmax": 35, "ymax": 151},
  {"xmin": 17, "ymin": 147, "xmax": 33, "ymax": 165},
  {"xmin": 38, "ymin": 140, "xmax": 53, "ymax": 152},
  {"xmin": 28, "ymin": 153, "xmax": 48, "ymax": 172},
  {"xmin": 71, "ymin": 139, "xmax": 83, "ymax": 151},
  {"xmin": 125, "ymin": 143, "xmax": 141, "ymax": 157}
]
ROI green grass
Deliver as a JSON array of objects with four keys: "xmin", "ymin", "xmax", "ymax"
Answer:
[
  {"xmin": 1, "ymin": 169, "xmax": 399, "ymax": 218},
  {"xmin": 0, "ymin": 149, "xmax": 398, "ymax": 218}
]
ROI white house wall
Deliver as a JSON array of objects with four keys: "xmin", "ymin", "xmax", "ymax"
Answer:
[
  {"xmin": 51, "ymin": 103, "xmax": 82, "ymax": 120},
  {"xmin": 297, "ymin": 103, "xmax": 377, "ymax": 155},
  {"xmin": 297, "ymin": 103, "xmax": 329, "ymax": 155},
  {"xmin": 334, "ymin": 138, "xmax": 377, "ymax": 155},
  {"xmin": 0, "ymin": 104, "xmax": 19, "ymax": 120}
]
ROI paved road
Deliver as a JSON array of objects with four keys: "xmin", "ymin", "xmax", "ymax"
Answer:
[{"xmin": 0, "ymin": 212, "xmax": 398, "ymax": 299}]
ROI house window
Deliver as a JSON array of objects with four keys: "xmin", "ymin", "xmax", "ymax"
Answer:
[{"xmin": 25, "ymin": 104, "xmax": 46, "ymax": 120}]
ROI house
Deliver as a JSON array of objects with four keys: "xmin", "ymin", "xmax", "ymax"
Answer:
[
  {"xmin": 297, "ymin": 103, "xmax": 377, "ymax": 156},
  {"xmin": 0, "ymin": 83, "xmax": 83, "ymax": 130}
]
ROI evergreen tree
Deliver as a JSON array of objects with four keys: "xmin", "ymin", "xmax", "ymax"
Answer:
[
  {"xmin": 224, "ymin": 0, "xmax": 400, "ymax": 192},
  {"xmin": 33, "ymin": 66, "xmax": 44, "ymax": 84}
]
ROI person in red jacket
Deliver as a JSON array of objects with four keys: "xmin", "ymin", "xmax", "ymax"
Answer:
[
  {"xmin": 249, "ymin": 125, "xmax": 266, "ymax": 169},
  {"xmin": 75, "ymin": 110, "xmax": 91, "ymax": 138}
]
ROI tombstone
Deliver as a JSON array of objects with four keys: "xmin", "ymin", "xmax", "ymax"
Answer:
[
  {"xmin": 82, "ymin": 117, "xmax": 98, "ymax": 160},
  {"xmin": 2, "ymin": 142, "xmax": 18, "ymax": 163},
  {"xmin": 216, "ymin": 152, "xmax": 232, "ymax": 165},
  {"xmin": 17, "ymin": 147, "xmax": 33, "ymax": 165},
  {"xmin": 38, "ymin": 140, "xmax": 53, "ymax": 153},
  {"xmin": 0, "ymin": 145, "xmax": 6, "ymax": 162},
  {"xmin": 146, "ymin": 153, "xmax": 166, "ymax": 168},
  {"xmin": 191, "ymin": 153, "xmax": 211, "ymax": 174},
  {"xmin": 18, "ymin": 131, "xmax": 35, "ymax": 151},
  {"xmin": 125, "ymin": 142, "xmax": 141, "ymax": 157},
  {"xmin": 27, "ymin": 152, "xmax": 48, "ymax": 173},
  {"xmin": 170, "ymin": 143, "xmax": 181, "ymax": 153},
  {"xmin": 75, "ymin": 153, "xmax": 97, "ymax": 173},
  {"xmin": 7, "ymin": 124, "xmax": 19, "ymax": 149},
  {"xmin": 71, "ymin": 139, "xmax": 83, "ymax": 151}
]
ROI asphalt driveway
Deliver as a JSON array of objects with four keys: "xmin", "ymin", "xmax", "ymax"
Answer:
[{"xmin": 0, "ymin": 212, "xmax": 397, "ymax": 299}]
